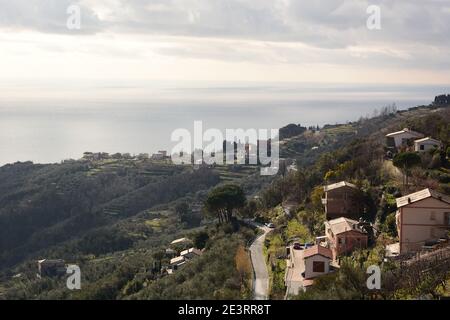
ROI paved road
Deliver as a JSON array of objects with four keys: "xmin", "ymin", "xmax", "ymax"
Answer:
[{"xmin": 249, "ymin": 226, "xmax": 272, "ymax": 300}]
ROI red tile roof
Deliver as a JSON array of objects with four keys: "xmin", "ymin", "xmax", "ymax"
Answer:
[
  {"xmin": 303, "ymin": 245, "xmax": 332, "ymax": 259},
  {"xmin": 303, "ymin": 279, "xmax": 315, "ymax": 287}
]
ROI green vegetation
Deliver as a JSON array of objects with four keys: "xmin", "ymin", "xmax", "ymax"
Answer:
[
  {"xmin": 0, "ymin": 99, "xmax": 448, "ymax": 300},
  {"xmin": 204, "ymin": 184, "xmax": 246, "ymax": 224},
  {"xmin": 393, "ymin": 152, "xmax": 422, "ymax": 186}
]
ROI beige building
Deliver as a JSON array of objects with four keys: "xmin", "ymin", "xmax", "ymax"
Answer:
[
  {"xmin": 303, "ymin": 245, "xmax": 332, "ymax": 280},
  {"xmin": 169, "ymin": 256, "xmax": 186, "ymax": 268},
  {"xmin": 385, "ymin": 128, "xmax": 424, "ymax": 148},
  {"xmin": 180, "ymin": 248, "xmax": 203, "ymax": 260},
  {"xmin": 396, "ymin": 189, "xmax": 450, "ymax": 254},
  {"xmin": 414, "ymin": 137, "xmax": 443, "ymax": 153}
]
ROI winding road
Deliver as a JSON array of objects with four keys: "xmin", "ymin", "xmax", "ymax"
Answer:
[{"xmin": 249, "ymin": 225, "xmax": 272, "ymax": 300}]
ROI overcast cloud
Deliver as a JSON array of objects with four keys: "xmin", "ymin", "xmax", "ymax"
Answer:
[{"xmin": 0, "ymin": 0, "xmax": 449, "ymax": 86}]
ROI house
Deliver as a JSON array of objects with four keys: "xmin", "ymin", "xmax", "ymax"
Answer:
[
  {"xmin": 151, "ymin": 150, "xmax": 168, "ymax": 160},
  {"xmin": 169, "ymin": 256, "xmax": 186, "ymax": 268},
  {"xmin": 151, "ymin": 153, "xmax": 165, "ymax": 160},
  {"xmin": 414, "ymin": 137, "xmax": 443, "ymax": 153},
  {"xmin": 322, "ymin": 181, "xmax": 363, "ymax": 220},
  {"xmin": 385, "ymin": 128, "xmax": 424, "ymax": 149},
  {"xmin": 180, "ymin": 248, "xmax": 203, "ymax": 260},
  {"xmin": 324, "ymin": 217, "xmax": 368, "ymax": 261},
  {"xmin": 303, "ymin": 245, "xmax": 333, "ymax": 280},
  {"xmin": 37, "ymin": 259, "xmax": 66, "ymax": 277},
  {"xmin": 170, "ymin": 237, "xmax": 191, "ymax": 245},
  {"xmin": 285, "ymin": 244, "xmax": 334, "ymax": 295},
  {"xmin": 395, "ymin": 188, "xmax": 450, "ymax": 254}
]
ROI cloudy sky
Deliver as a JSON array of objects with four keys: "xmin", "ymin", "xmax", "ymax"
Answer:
[{"xmin": 1, "ymin": 0, "xmax": 450, "ymax": 102}]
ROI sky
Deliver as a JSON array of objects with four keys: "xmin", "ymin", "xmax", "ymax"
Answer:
[{"xmin": 0, "ymin": 0, "xmax": 450, "ymax": 102}]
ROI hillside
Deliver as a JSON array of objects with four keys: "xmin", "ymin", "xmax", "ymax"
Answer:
[{"xmin": 0, "ymin": 100, "xmax": 448, "ymax": 300}]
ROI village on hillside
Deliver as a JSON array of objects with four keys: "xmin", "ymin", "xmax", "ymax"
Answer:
[
  {"xmin": 2, "ymin": 98, "xmax": 448, "ymax": 301},
  {"xmin": 281, "ymin": 125, "xmax": 449, "ymax": 296}
]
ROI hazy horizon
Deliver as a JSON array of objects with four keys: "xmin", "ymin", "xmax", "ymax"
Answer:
[
  {"xmin": 1, "ymin": 1, "xmax": 450, "ymax": 165},
  {"xmin": 0, "ymin": 82, "xmax": 444, "ymax": 166}
]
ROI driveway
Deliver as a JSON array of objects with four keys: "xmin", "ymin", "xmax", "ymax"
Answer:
[
  {"xmin": 285, "ymin": 245, "xmax": 305, "ymax": 297},
  {"xmin": 249, "ymin": 225, "xmax": 272, "ymax": 300}
]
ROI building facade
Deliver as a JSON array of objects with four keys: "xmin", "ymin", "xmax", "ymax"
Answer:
[
  {"xmin": 414, "ymin": 137, "xmax": 442, "ymax": 153},
  {"xmin": 324, "ymin": 217, "xmax": 368, "ymax": 261},
  {"xmin": 303, "ymin": 245, "xmax": 332, "ymax": 280},
  {"xmin": 396, "ymin": 189, "xmax": 450, "ymax": 254},
  {"xmin": 322, "ymin": 181, "xmax": 363, "ymax": 220},
  {"xmin": 385, "ymin": 128, "xmax": 424, "ymax": 149}
]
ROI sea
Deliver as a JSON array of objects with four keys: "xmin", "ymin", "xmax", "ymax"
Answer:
[{"xmin": 0, "ymin": 81, "xmax": 447, "ymax": 165}]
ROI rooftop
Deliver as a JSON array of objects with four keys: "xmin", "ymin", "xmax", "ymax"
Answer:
[
  {"xmin": 325, "ymin": 217, "xmax": 366, "ymax": 235},
  {"xmin": 414, "ymin": 137, "xmax": 442, "ymax": 144},
  {"xmin": 303, "ymin": 245, "xmax": 333, "ymax": 259},
  {"xmin": 170, "ymin": 256, "xmax": 185, "ymax": 264},
  {"xmin": 396, "ymin": 188, "xmax": 450, "ymax": 208},
  {"xmin": 180, "ymin": 248, "xmax": 202, "ymax": 257},
  {"xmin": 386, "ymin": 128, "xmax": 423, "ymax": 138},
  {"xmin": 37, "ymin": 259, "xmax": 65, "ymax": 264},
  {"xmin": 303, "ymin": 279, "xmax": 315, "ymax": 286},
  {"xmin": 324, "ymin": 181, "xmax": 357, "ymax": 192},
  {"xmin": 170, "ymin": 237, "xmax": 190, "ymax": 245}
]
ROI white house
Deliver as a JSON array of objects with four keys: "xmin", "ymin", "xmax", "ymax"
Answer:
[
  {"xmin": 180, "ymin": 248, "xmax": 203, "ymax": 260},
  {"xmin": 386, "ymin": 128, "xmax": 424, "ymax": 148},
  {"xmin": 414, "ymin": 137, "xmax": 443, "ymax": 153},
  {"xmin": 303, "ymin": 245, "xmax": 332, "ymax": 280},
  {"xmin": 169, "ymin": 256, "xmax": 186, "ymax": 268}
]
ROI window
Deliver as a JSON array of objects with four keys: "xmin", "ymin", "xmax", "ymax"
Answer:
[
  {"xmin": 430, "ymin": 212, "xmax": 436, "ymax": 221},
  {"xmin": 445, "ymin": 213, "xmax": 450, "ymax": 226},
  {"xmin": 420, "ymin": 145, "xmax": 424, "ymax": 150},
  {"xmin": 313, "ymin": 261, "xmax": 325, "ymax": 273}
]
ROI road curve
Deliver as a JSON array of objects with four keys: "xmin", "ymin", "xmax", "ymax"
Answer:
[{"xmin": 249, "ymin": 226, "xmax": 272, "ymax": 300}]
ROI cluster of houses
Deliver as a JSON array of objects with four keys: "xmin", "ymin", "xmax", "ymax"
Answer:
[
  {"xmin": 164, "ymin": 237, "xmax": 203, "ymax": 275},
  {"xmin": 385, "ymin": 128, "xmax": 443, "ymax": 154},
  {"xmin": 80, "ymin": 150, "xmax": 170, "ymax": 162},
  {"xmin": 285, "ymin": 179, "xmax": 450, "ymax": 295},
  {"xmin": 151, "ymin": 150, "xmax": 169, "ymax": 160}
]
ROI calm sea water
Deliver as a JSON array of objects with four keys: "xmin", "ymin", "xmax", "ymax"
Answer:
[{"xmin": 0, "ymin": 82, "xmax": 447, "ymax": 165}]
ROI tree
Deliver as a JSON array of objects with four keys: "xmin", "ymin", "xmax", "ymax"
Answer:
[
  {"xmin": 175, "ymin": 202, "xmax": 191, "ymax": 223},
  {"xmin": 204, "ymin": 184, "xmax": 246, "ymax": 224},
  {"xmin": 235, "ymin": 245, "xmax": 252, "ymax": 287},
  {"xmin": 192, "ymin": 231, "xmax": 209, "ymax": 250},
  {"xmin": 286, "ymin": 219, "xmax": 311, "ymax": 242},
  {"xmin": 310, "ymin": 186, "xmax": 325, "ymax": 212},
  {"xmin": 393, "ymin": 152, "xmax": 421, "ymax": 187},
  {"xmin": 241, "ymin": 199, "xmax": 258, "ymax": 218},
  {"xmin": 381, "ymin": 212, "xmax": 397, "ymax": 237},
  {"xmin": 261, "ymin": 183, "xmax": 283, "ymax": 208}
]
